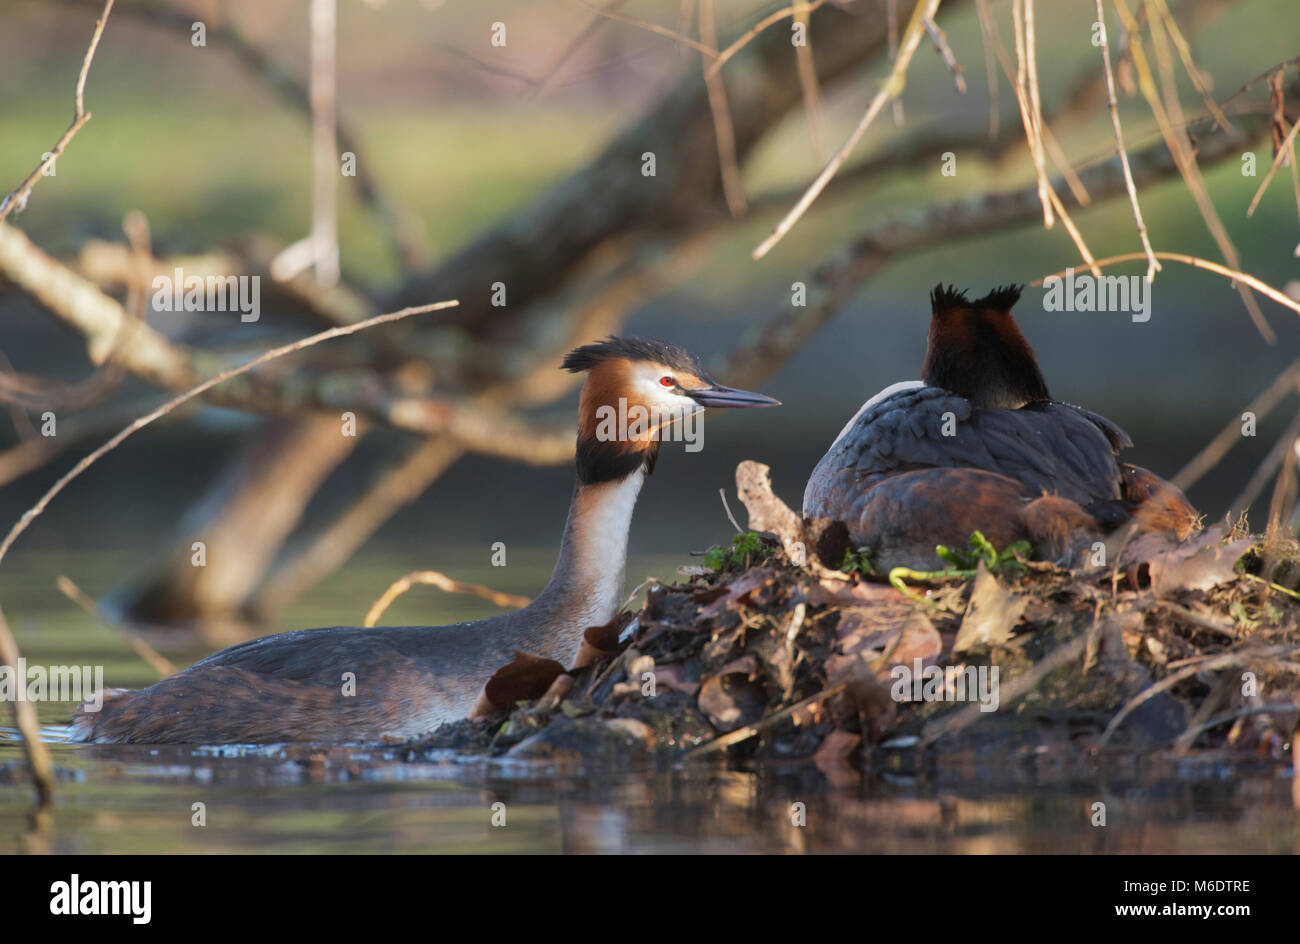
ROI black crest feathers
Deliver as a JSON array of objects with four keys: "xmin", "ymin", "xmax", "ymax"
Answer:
[{"xmin": 562, "ymin": 336, "xmax": 707, "ymax": 378}]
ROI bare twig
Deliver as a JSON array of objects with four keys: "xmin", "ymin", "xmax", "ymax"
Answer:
[
  {"xmin": 363, "ymin": 570, "xmax": 529, "ymax": 627},
  {"xmin": 703, "ymin": 0, "xmax": 828, "ymax": 80},
  {"xmin": 1170, "ymin": 356, "xmax": 1300, "ymax": 492},
  {"xmin": 727, "ymin": 112, "xmax": 1267, "ymax": 387},
  {"xmin": 0, "ymin": 300, "xmax": 458, "ymax": 571},
  {"xmin": 0, "ymin": 0, "xmax": 114, "ymax": 223},
  {"xmin": 310, "ymin": 0, "xmax": 339, "ymax": 287},
  {"xmin": 719, "ymin": 487, "xmax": 744, "ymax": 534},
  {"xmin": 529, "ymin": 0, "xmax": 627, "ymax": 99},
  {"xmin": 1033, "ymin": 251, "xmax": 1300, "ymax": 318},
  {"xmin": 0, "ymin": 611, "xmax": 55, "ymax": 806},
  {"xmin": 1149, "ymin": 0, "xmax": 1234, "ymax": 133},
  {"xmin": 923, "ymin": 15, "xmax": 965, "ymax": 94},
  {"xmin": 792, "ymin": 0, "xmax": 828, "ymax": 162},
  {"xmin": 1013, "ymin": 0, "xmax": 1052, "ymax": 227},
  {"xmin": 56, "ymin": 575, "xmax": 175, "ymax": 677},
  {"xmin": 682, "ymin": 683, "xmax": 847, "ymax": 759},
  {"xmin": 255, "ymin": 437, "xmax": 466, "ymax": 615},
  {"xmin": 1246, "ymin": 114, "xmax": 1300, "ymax": 217},
  {"xmin": 982, "ymin": 10, "xmax": 1094, "ymax": 207},
  {"xmin": 700, "ymin": 0, "xmax": 746, "ymax": 216},
  {"xmin": 974, "ymin": 0, "xmax": 999, "ymax": 137},
  {"xmin": 1093, "ymin": 1, "xmax": 1160, "ymax": 281},
  {"xmin": 576, "ymin": 0, "xmax": 718, "ymax": 57},
  {"xmin": 753, "ymin": 0, "xmax": 942, "ymax": 260},
  {"xmin": 1097, "ymin": 645, "xmax": 1300, "ymax": 750},
  {"xmin": 887, "ymin": 0, "xmax": 904, "ymax": 126},
  {"xmin": 1116, "ymin": 0, "xmax": 1272, "ymax": 340}
]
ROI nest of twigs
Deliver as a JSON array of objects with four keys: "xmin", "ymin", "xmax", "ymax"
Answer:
[{"xmin": 411, "ymin": 463, "xmax": 1300, "ymax": 786}]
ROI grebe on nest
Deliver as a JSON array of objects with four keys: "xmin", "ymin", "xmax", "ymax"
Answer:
[
  {"xmin": 802, "ymin": 284, "xmax": 1197, "ymax": 571},
  {"xmin": 74, "ymin": 336, "xmax": 778, "ymax": 744}
]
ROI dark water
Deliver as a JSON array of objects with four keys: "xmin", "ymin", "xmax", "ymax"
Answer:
[{"xmin": 2, "ymin": 729, "xmax": 1297, "ymax": 854}]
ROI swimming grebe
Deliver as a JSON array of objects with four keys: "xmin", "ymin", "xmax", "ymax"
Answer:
[
  {"xmin": 802, "ymin": 285, "xmax": 1197, "ymax": 570},
  {"xmin": 74, "ymin": 336, "xmax": 779, "ymax": 744}
]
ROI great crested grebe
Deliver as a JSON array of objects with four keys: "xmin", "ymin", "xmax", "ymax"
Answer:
[
  {"xmin": 803, "ymin": 285, "xmax": 1197, "ymax": 570},
  {"xmin": 74, "ymin": 336, "xmax": 778, "ymax": 744}
]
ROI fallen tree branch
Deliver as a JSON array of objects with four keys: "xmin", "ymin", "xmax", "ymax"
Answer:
[{"xmin": 0, "ymin": 299, "xmax": 458, "ymax": 570}]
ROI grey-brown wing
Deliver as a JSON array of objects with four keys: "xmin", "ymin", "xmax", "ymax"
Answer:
[{"xmin": 807, "ymin": 386, "xmax": 1125, "ymax": 512}]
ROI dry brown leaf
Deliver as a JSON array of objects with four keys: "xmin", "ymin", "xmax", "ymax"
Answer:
[
  {"xmin": 570, "ymin": 612, "xmax": 629, "ymax": 670},
  {"xmin": 480, "ymin": 650, "xmax": 566, "ymax": 713},
  {"xmin": 953, "ymin": 564, "xmax": 1027, "ymax": 654},
  {"xmin": 700, "ymin": 566, "xmax": 779, "ymax": 616},
  {"xmin": 1121, "ymin": 528, "xmax": 1256, "ymax": 595}
]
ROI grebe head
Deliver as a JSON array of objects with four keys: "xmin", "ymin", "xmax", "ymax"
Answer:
[
  {"xmin": 923, "ymin": 284, "xmax": 1051, "ymax": 410},
  {"xmin": 562, "ymin": 336, "xmax": 780, "ymax": 485}
]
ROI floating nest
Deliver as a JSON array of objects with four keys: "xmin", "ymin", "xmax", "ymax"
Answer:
[{"xmin": 411, "ymin": 463, "xmax": 1300, "ymax": 787}]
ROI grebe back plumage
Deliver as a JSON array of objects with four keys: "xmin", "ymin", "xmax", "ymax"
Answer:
[{"xmin": 803, "ymin": 285, "xmax": 1197, "ymax": 570}]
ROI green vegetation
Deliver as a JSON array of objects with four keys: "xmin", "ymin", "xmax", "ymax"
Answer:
[
  {"xmin": 888, "ymin": 531, "xmax": 1032, "ymax": 599},
  {"xmin": 703, "ymin": 531, "xmax": 775, "ymax": 572}
]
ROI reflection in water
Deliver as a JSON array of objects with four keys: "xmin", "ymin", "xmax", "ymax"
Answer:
[{"xmin": 1, "ymin": 728, "xmax": 1295, "ymax": 853}]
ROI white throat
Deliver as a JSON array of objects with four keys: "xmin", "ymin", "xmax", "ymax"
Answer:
[{"xmin": 568, "ymin": 467, "xmax": 646, "ymax": 630}]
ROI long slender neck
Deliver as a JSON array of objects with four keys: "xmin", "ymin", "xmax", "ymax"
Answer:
[{"xmin": 516, "ymin": 467, "xmax": 646, "ymax": 665}]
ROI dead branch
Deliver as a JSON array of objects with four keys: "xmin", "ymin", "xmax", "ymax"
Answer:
[
  {"xmin": 393, "ymin": 0, "xmax": 925, "ymax": 354},
  {"xmin": 0, "ymin": 223, "xmax": 572, "ymax": 464},
  {"xmin": 254, "ymin": 437, "xmax": 466, "ymax": 616},
  {"xmin": 974, "ymin": 0, "xmax": 999, "ymax": 136},
  {"xmin": 0, "ymin": 300, "xmax": 458, "ymax": 570},
  {"xmin": 1246, "ymin": 115, "xmax": 1300, "ymax": 217}
]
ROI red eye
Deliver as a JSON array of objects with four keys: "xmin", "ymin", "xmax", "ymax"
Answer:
[{"xmin": 659, "ymin": 376, "xmax": 675, "ymax": 388}]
